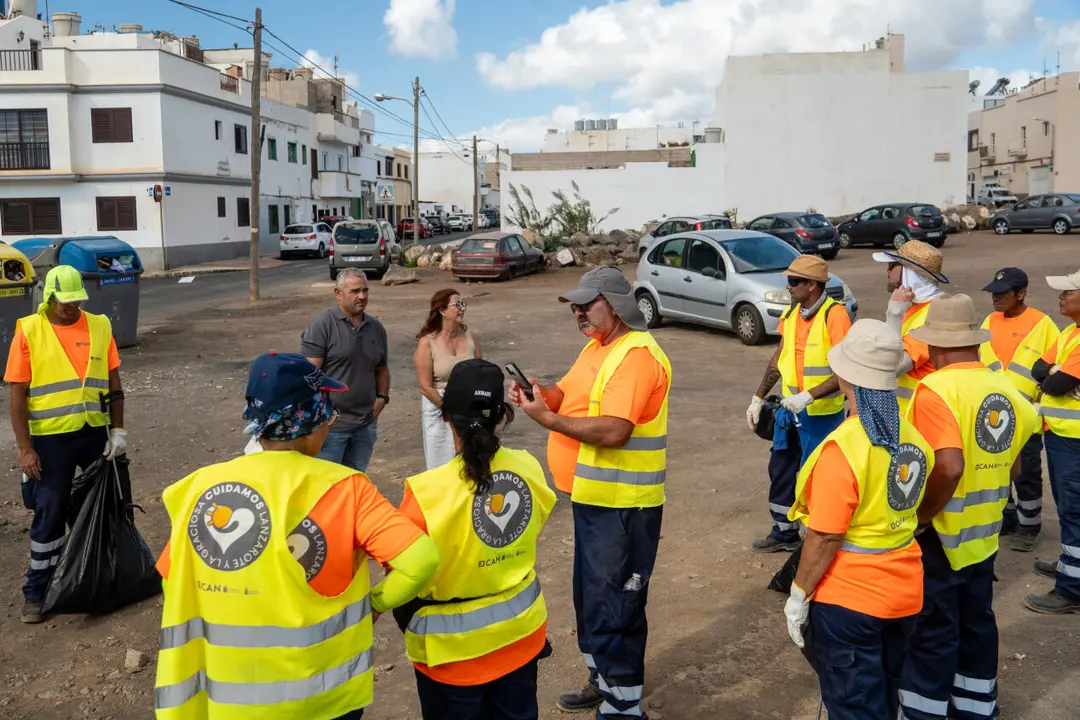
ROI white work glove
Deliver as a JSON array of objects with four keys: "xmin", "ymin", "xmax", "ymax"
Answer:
[
  {"xmin": 746, "ymin": 395, "xmax": 764, "ymax": 431},
  {"xmin": 785, "ymin": 582, "xmax": 811, "ymax": 648},
  {"xmin": 104, "ymin": 428, "xmax": 128, "ymax": 461},
  {"xmin": 781, "ymin": 391, "xmax": 814, "ymax": 416}
]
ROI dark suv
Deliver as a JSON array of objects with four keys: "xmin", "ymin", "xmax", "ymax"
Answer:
[
  {"xmin": 425, "ymin": 215, "xmax": 449, "ymax": 235},
  {"xmin": 836, "ymin": 204, "xmax": 946, "ymax": 249},
  {"xmin": 745, "ymin": 212, "xmax": 840, "ymax": 259}
]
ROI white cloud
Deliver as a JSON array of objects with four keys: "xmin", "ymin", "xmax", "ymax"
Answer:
[
  {"xmin": 384, "ymin": 0, "xmax": 457, "ymax": 59},
  {"xmin": 1036, "ymin": 18, "xmax": 1080, "ymax": 71},
  {"xmin": 300, "ymin": 49, "xmax": 360, "ymax": 92}
]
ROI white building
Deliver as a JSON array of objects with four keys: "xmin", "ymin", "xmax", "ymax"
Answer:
[
  {"xmin": 541, "ymin": 123, "xmax": 692, "ymax": 153},
  {"xmin": 417, "ymin": 149, "xmax": 484, "ymax": 216},
  {"xmin": 373, "ymin": 146, "xmax": 397, "ymax": 223}
]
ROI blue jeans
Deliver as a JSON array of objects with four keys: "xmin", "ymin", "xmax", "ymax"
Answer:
[
  {"xmin": 1045, "ymin": 431, "xmax": 1080, "ymax": 600},
  {"xmin": 768, "ymin": 410, "xmax": 844, "ymax": 542},
  {"xmin": 811, "ymin": 602, "xmax": 913, "ymax": 720},
  {"xmin": 414, "ymin": 657, "xmax": 539, "ymax": 719},
  {"xmin": 317, "ymin": 421, "xmax": 377, "ymax": 472}
]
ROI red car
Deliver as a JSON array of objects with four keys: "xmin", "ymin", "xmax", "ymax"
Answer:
[
  {"xmin": 451, "ymin": 231, "xmax": 545, "ymax": 280},
  {"xmin": 397, "ymin": 217, "xmax": 433, "ymax": 241}
]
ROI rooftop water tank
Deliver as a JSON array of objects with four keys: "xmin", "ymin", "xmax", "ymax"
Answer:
[{"xmin": 51, "ymin": 11, "xmax": 82, "ymax": 37}]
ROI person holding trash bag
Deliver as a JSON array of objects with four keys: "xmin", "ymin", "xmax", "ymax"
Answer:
[
  {"xmin": 153, "ymin": 353, "xmax": 440, "ymax": 720},
  {"xmin": 395, "ymin": 358, "xmax": 556, "ymax": 720},
  {"xmin": 5, "ymin": 265, "xmax": 127, "ymax": 625},
  {"xmin": 783, "ymin": 319, "xmax": 935, "ymax": 720}
]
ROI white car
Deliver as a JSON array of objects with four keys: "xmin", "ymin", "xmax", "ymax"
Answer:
[
  {"xmin": 446, "ymin": 215, "xmax": 467, "ymax": 231},
  {"xmin": 477, "ymin": 215, "xmax": 491, "ymax": 229},
  {"xmin": 280, "ymin": 222, "xmax": 333, "ymax": 259}
]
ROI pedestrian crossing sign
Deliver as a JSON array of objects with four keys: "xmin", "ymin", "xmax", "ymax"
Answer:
[{"xmin": 376, "ymin": 183, "xmax": 394, "ymax": 204}]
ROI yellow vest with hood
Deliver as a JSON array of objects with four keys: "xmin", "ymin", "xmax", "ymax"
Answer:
[
  {"xmin": 1040, "ymin": 325, "xmax": 1080, "ymax": 439},
  {"xmin": 155, "ymin": 452, "xmax": 374, "ymax": 720},
  {"xmin": 896, "ymin": 302, "xmax": 932, "ymax": 416},
  {"xmin": 778, "ymin": 296, "xmax": 845, "ymax": 416}
]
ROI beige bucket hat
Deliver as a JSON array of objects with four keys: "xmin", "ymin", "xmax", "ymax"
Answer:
[
  {"xmin": 784, "ymin": 255, "xmax": 830, "ymax": 283},
  {"xmin": 827, "ymin": 319, "xmax": 904, "ymax": 391},
  {"xmin": 908, "ymin": 294, "xmax": 992, "ymax": 348},
  {"xmin": 872, "ymin": 240, "xmax": 949, "ymax": 284},
  {"xmin": 1047, "ymin": 270, "xmax": 1080, "ymax": 292}
]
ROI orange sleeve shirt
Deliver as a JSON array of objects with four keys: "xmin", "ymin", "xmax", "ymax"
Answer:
[
  {"xmin": 805, "ymin": 441, "xmax": 924, "ymax": 619},
  {"xmin": 157, "ymin": 473, "xmax": 423, "ymax": 598},
  {"xmin": 398, "ymin": 487, "xmax": 547, "ymax": 686},
  {"xmin": 987, "ymin": 308, "xmax": 1051, "ymax": 369},
  {"xmin": 547, "ymin": 345, "xmax": 668, "ymax": 493},
  {"xmin": 778, "ymin": 304, "xmax": 852, "ymax": 390},
  {"xmin": 4, "ymin": 313, "xmax": 121, "ymax": 383},
  {"xmin": 1043, "ymin": 326, "xmax": 1080, "ymax": 375}
]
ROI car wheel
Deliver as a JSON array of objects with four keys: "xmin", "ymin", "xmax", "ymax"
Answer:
[
  {"xmin": 838, "ymin": 232, "xmax": 852, "ymax": 249},
  {"xmin": 735, "ymin": 304, "xmax": 767, "ymax": 346},
  {"xmin": 892, "ymin": 232, "xmax": 907, "ymax": 250},
  {"xmin": 317, "ymin": 243, "xmax": 326, "ymax": 259},
  {"xmin": 637, "ymin": 291, "xmax": 662, "ymax": 329},
  {"xmin": 993, "ymin": 219, "xmax": 1010, "ymax": 235},
  {"xmin": 329, "ymin": 266, "xmax": 338, "ymax": 281},
  {"xmin": 822, "ymin": 250, "xmax": 839, "ymax": 261},
  {"xmin": 1053, "ymin": 219, "xmax": 1071, "ymax": 236}
]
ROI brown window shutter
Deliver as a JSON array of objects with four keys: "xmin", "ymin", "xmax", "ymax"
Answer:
[
  {"xmin": 96, "ymin": 197, "xmax": 115, "ymax": 230},
  {"xmin": 31, "ymin": 198, "xmax": 61, "ymax": 234},
  {"xmin": 1, "ymin": 200, "xmax": 32, "ymax": 235},
  {"xmin": 117, "ymin": 197, "xmax": 137, "ymax": 230},
  {"xmin": 113, "ymin": 109, "xmax": 133, "ymax": 143},
  {"xmin": 91, "ymin": 108, "xmax": 112, "ymax": 143}
]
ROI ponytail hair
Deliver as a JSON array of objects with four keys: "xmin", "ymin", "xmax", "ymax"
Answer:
[{"xmin": 444, "ymin": 403, "xmax": 515, "ymax": 494}]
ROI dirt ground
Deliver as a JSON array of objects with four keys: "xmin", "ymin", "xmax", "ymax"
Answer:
[{"xmin": 2, "ymin": 230, "xmax": 1079, "ymax": 719}]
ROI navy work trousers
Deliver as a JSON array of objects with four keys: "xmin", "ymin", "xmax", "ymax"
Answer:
[
  {"xmin": 899, "ymin": 532, "xmax": 999, "ymax": 720},
  {"xmin": 768, "ymin": 410, "xmax": 844, "ymax": 542},
  {"xmin": 21, "ymin": 424, "xmax": 108, "ymax": 602},
  {"xmin": 811, "ymin": 601, "xmax": 914, "ymax": 720},
  {"xmin": 1002, "ymin": 433, "xmax": 1045, "ymax": 534},
  {"xmin": 572, "ymin": 502, "xmax": 663, "ymax": 720},
  {"xmin": 413, "ymin": 657, "xmax": 540, "ymax": 720},
  {"xmin": 1045, "ymin": 430, "xmax": 1080, "ymax": 600}
]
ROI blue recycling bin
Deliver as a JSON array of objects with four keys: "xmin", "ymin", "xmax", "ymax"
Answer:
[{"xmin": 14, "ymin": 236, "xmax": 144, "ymax": 348}]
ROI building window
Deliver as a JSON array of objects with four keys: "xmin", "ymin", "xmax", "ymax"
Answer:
[
  {"xmin": 337, "ymin": 154, "xmax": 344, "ymax": 171},
  {"xmin": 302, "ymin": 144, "xmax": 307, "ymax": 164},
  {"xmin": 321, "ymin": 151, "xmax": 328, "ymax": 170},
  {"xmin": 237, "ymin": 197, "xmax": 250, "ymax": 227},
  {"xmin": 396, "ymin": 162, "xmax": 401, "ymax": 178},
  {"xmin": 1021, "ymin": 126, "xmax": 1027, "ymax": 147},
  {"xmin": 1, "ymin": 197, "xmax": 61, "ymax": 235},
  {"xmin": 96, "ymin": 196, "xmax": 137, "ymax": 232},
  {"xmin": 90, "ymin": 108, "xmax": 133, "ymax": 143},
  {"xmin": 234, "ymin": 124, "xmax": 248, "ymax": 154},
  {"xmin": 217, "ymin": 196, "xmax": 226, "ymax": 217},
  {"xmin": 352, "ymin": 145, "xmax": 362, "ymax": 158},
  {"xmin": 312, "ymin": 204, "xmax": 317, "ymax": 220},
  {"xmin": 967, "ymin": 130, "xmax": 979, "ymax": 152},
  {"xmin": 284, "ymin": 205, "xmax": 291, "ymax": 226},
  {"xmin": 215, "ymin": 120, "xmax": 222, "ymax": 140},
  {"xmin": 405, "ymin": 165, "xmax": 409, "ymax": 180},
  {"xmin": 268, "ymin": 204, "xmax": 279, "ymax": 234},
  {"xmin": 990, "ymin": 133, "xmax": 996, "ymax": 152},
  {"xmin": 376, "ymin": 159, "xmax": 381, "ymax": 175},
  {"xmin": 1044, "ymin": 121, "xmax": 1051, "ymax": 137},
  {"xmin": 0, "ymin": 109, "xmax": 50, "ymax": 170},
  {"xmin": 267, "ymin": 138, "xmax": 278, "ymax": 161},
  {"xmin": 287, "ymin": 141, "xmax": 297, "ymax": 163}
]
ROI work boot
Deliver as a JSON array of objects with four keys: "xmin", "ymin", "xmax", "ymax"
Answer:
[
  {"xmin": 1024, "ymin": 591, "xmax": 1080, "ymax": 615},
  {"xmin": 1033, "ymin": 559, "xmax": 1057, "ymax": 579},
  {"xmin": 20, "ymin": 601, "xmax": 44, "ymax": 624},
  {"xmin": 557, "ymin": 683, "xmax": 603, "ymax": 713},
  {"xmin": 752, "ymin": 536, "xmax": 802, "ymax": 553},
  {"xmin": 1011, "ymin": 531, "xmax": 1039, "ymax": 553}
]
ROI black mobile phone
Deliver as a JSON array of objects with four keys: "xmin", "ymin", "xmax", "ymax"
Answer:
[{"xmin": 504, "ymin": 362, "xmax": 535, "ymax": 401}]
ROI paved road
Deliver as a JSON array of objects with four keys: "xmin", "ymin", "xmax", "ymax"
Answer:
[{"xmin": 418, "ymin": 229, "xmax": 474, "ymax": 246}]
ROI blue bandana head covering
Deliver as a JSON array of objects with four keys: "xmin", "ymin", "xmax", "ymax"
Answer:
[
  {"xmin": 243, "ymin": 391, "xmax": 333, "ymax": 441},
  {"xmin": 853, "ymin": 386, "xmax": 901, "ymax": 456}
]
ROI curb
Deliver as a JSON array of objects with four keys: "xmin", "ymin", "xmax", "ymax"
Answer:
[{"xmin": 143, "ymin": 267, "xmax": 248, "ymax": 280}]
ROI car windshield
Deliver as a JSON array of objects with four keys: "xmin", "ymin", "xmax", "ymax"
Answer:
[
  {"xmin": 698, "ymin": 218, "xmax": 732, "ymax": 230},
  {"xmin": 1065, "ymin": 194, "xmax": 1080, "ymax": 203},
  {"xmin": 719, "ymin": 235, "xmax": 799, "ymax": 273},
  {"xmin": 333, "ymin": 224, "xmax": 379, "ymax": 244},
  {"xmin": 796, "ymin": 214, "xmax": 831, "ymax": 228},
  {"xmin": 284, "ymin": 225, "xmax": 313, "ymax": 234},
  {"xmin": 460, "ymin": 238, "xmax": 499, "ymax": 253},
  {"xmin": 910, "ymin": 205, "xmax": 941, "ymax": 217}
]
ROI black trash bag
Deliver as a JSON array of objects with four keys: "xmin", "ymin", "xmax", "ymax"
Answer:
[
  {"xmin": 766, "ymin": 544, "xmax": 802, "ymax": 594},
  {"xmin": 42, "ymin": 457, "xmax": 162, "ymax": 615},
  {"xmin": 754, "ymin": 394, "xmax": 784, "ymax": 441}
]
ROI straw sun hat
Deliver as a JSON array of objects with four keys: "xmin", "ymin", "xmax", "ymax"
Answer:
[{"xmin": 872, "ymin": 240, "xmax": 949, "ymax": 284}]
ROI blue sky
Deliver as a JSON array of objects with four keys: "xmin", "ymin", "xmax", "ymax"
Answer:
[{"xmin": 44, "ymin": 0, "xmax": 1080, "ymax": 150}]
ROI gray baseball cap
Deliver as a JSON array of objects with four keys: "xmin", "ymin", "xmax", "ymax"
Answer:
[{"xmin": 558, "ymin": 266, "xmax": 647, "ymax": 332}]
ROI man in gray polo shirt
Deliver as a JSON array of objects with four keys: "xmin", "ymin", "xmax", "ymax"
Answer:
[{"xmin": 300, "ymin": 268, "xmax": 390, "ymax": 472}]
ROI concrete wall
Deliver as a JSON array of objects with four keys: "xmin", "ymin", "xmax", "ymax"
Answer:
[
  {"xmin": 417, "ymin": 151, "xmax": 484, "ymax": 212},
  {"xmin": 512, "ymin": 148, "xmax": 692, "ymax": 171},
  {"xmin": 541, "ymin": 126, "xmax": 691, "ymax": 153}
]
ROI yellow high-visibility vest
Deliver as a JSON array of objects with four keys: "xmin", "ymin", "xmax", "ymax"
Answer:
[
  {"xmin": 155, "ymin": 452, "xmax": 374, "ymax": 720},
  {"xmin": 791, "ymin": 417, "xmax": 934, "ymax": 557},
  {"xmin": 979, "ymin": 311, "xmax": 1060, "ymax": 403},
  {"xmin": 778, "ymin": 297, "xmax": 845, "ymax": 416},
  {"xmin": 20, "ymin": 311, "xmax": 111, "ymax": 436},
  {"xmin": 571, "ymin": 331, "xmax": 672, "ymax": 509},
  {"xmin": 1041, "ymin": 325, "xmax": 1080, "ymax": 440},
  {"xmin": 402, "ymin": 447, "xmax": 556, "ymax": 667},
  {"xmin": 896, "ymin": 302, "xmax": 932, "ymax": 416},
  {"xmin": 910, "ymin": 367, "xmax": 1037, "ymax": 570}
]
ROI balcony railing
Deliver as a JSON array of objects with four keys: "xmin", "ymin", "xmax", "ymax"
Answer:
[
  {"xmin": 0, "ymin": 49, "xmax": 42, "ymax": 71},
  {"xmin": 0, "ymin": 141, "xmax": 51, "ymax": 170},
  {"xmin": 220, "ymin": 74, "xmax": 240, "ymax": 93},
  {"xmin": 333, "ymin": 110, "xmax": 360, "ymax": 129}
]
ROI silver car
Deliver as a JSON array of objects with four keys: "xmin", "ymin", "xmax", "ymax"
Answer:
[
  {"xmin": 328, "ymin": 219, "xmax": 402, "ymax": 280},
  {"xmin": 633, "ymin": 229, "xmax": 857, "ymax": 345}
]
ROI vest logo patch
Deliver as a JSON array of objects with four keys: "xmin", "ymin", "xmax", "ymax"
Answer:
[
  {"xmin": 887, "ymin": 443, "xmax": 928, "ymax": 512},
  {"xmin": 976, "ymin": 393, "xmax": 1016, "ymax": 454},
  {"xmin": 287, "ymin": 517, "xmax": 327, "ymax": 581},
  {"xmin": 472, "ymin": 471, "xmax": 533, "ymax": 549},
  {"xmin": 188, "ymin": 482, "xmax": 272, "ymax": 571}
]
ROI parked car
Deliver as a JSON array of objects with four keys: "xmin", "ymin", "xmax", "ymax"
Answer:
[
  {"xmin": 446, "ymin": 215, "xmax": 466, "ymax": 232},
  {"xmin": 279, "ymin": 221, "xmax": 333, "ymax": 259},
  {"xmin": 397, "ymin": 217, "xmax": 422, "ymax": 240},
  {"xmin": 425, "ymin": 215, "xmax": 449, "ymax": 235},
  {"xmin": 451, "ymin": 231, "xmax": 545, "ymax": 281},
  {"xmin": 836, "ymin": 203, "xmax": 947, "ymax": 249},
  {"xmin": 977, "ymin": 185, "xmax": 1018, "ymax": 207},
  {"xmin": 991, "ymin": 193, "xmax": 1080, "ymax": 236},
  {"xmin": 477, "ymin": 214, "xmax": 492, "ymax": 229},
  {"xmin": 328, "ymin": 219, "xmax": 401, "ymax": 280},
  {"xmin": 744, "ymin": 212, "xmax": 840, "ymax": 259},
  {"xmin": 638, "ymin": 214, "xmax": 734, "ymax": 257},
  {"xmin": 633, "ymin": 230, "xmax": 857, "ymax": 346}
]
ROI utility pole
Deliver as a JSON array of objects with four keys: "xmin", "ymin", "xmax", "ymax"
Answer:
[
  {"xmin": 249, "ymin": 7, "xmax": 262, "ymax": 302},
  {"xmin": 412, "ymin": 76, "xmax": 420, "ymax": 245},
  {"xmin": 472, "ymin": 135, "xmax": 479, "ymax": 232}
]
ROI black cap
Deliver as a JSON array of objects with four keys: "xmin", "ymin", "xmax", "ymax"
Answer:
[
  {"xmin": 983, "ymin": 267, "xmax": 1029, "ymax": 294},
  {"xmin": 441, "ymin": 359, "xmax": 506, "ymax": 423},
  {"xmin": 245, "ymin": 352, "xmax": 347, "ymax": 422}
]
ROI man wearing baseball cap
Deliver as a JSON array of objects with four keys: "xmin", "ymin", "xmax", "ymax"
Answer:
[
  {"xmin": 872, "ymin": 240, "xmax": 949, "ymax": 416},
  {"xmin": 1025, "ymin": 270, "xmax": 1080, "ymax": 614},
  {"xmin": 5, "ymin": 265, "xmax": 127, "ymax": 624},
  {"xmin": 979, "ymin": 268, "xmax": 1060, "ymax": 552},
  {"xmin": 511, "ymin": 267, "xmax": 670, "ymax": 719},
  {"xmin": 747, "ymin": 255, "xmax": 852, "ymax": 553},
  {"xmin": 154, "ymin": 353, "xmax": 439, "ymax": 719}
]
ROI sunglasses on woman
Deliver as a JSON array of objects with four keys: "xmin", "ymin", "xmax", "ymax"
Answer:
[{"xmin": 452, "ymin": 300, "xmax": 467, "ymax": 310}]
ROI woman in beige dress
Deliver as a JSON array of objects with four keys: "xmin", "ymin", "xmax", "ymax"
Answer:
[{"xmin": 414, "ymin": 289, "xmax": 482, "ymax": 469}]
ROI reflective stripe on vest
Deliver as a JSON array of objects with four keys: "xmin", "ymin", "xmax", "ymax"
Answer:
[
  {"xmin": 21, "ymin": 312, "xmax": 112, "ymax": 436},
  {"xmin": 1041, "ymin": 326, "xmax": 1080, "ymax": 439},
  {"xmin": 408, "ymin": 577, "xmax": 541, "ymax": 637},
  {"xmin": 841, "ymin": 536, "xmax": 915, "ymax": 555},
  {"xmin": 777, "ymin": 298, "xmax": 845, "ymax": 416},
  {"xmin": 897, "ymin": 303, "xmax": 932, "ymax": 416},
  {"xmin": 571, "ymin": 331, "xmax": 672, "ymax": 509}
]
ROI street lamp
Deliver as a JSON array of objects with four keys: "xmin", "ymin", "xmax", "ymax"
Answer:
[
  {"xmin": 1032, "ymin": 116, "xmax": 1055, "ymax": 190},
  {"xmin": 376, "ymin": 80, "xmax": 421, "ymax": 245}
]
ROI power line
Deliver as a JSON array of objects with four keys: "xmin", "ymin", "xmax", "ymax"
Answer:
[
  {"xmin": 419, "ymin": 97, "xmax": 472, "ymax": 165},
  {"xmin": 166, "ymin": 0, "xmax": 253, "ymax": 26},
  {"xmin": 420, "ymin": 88, "xmax": 470, "ymax": 150}
]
